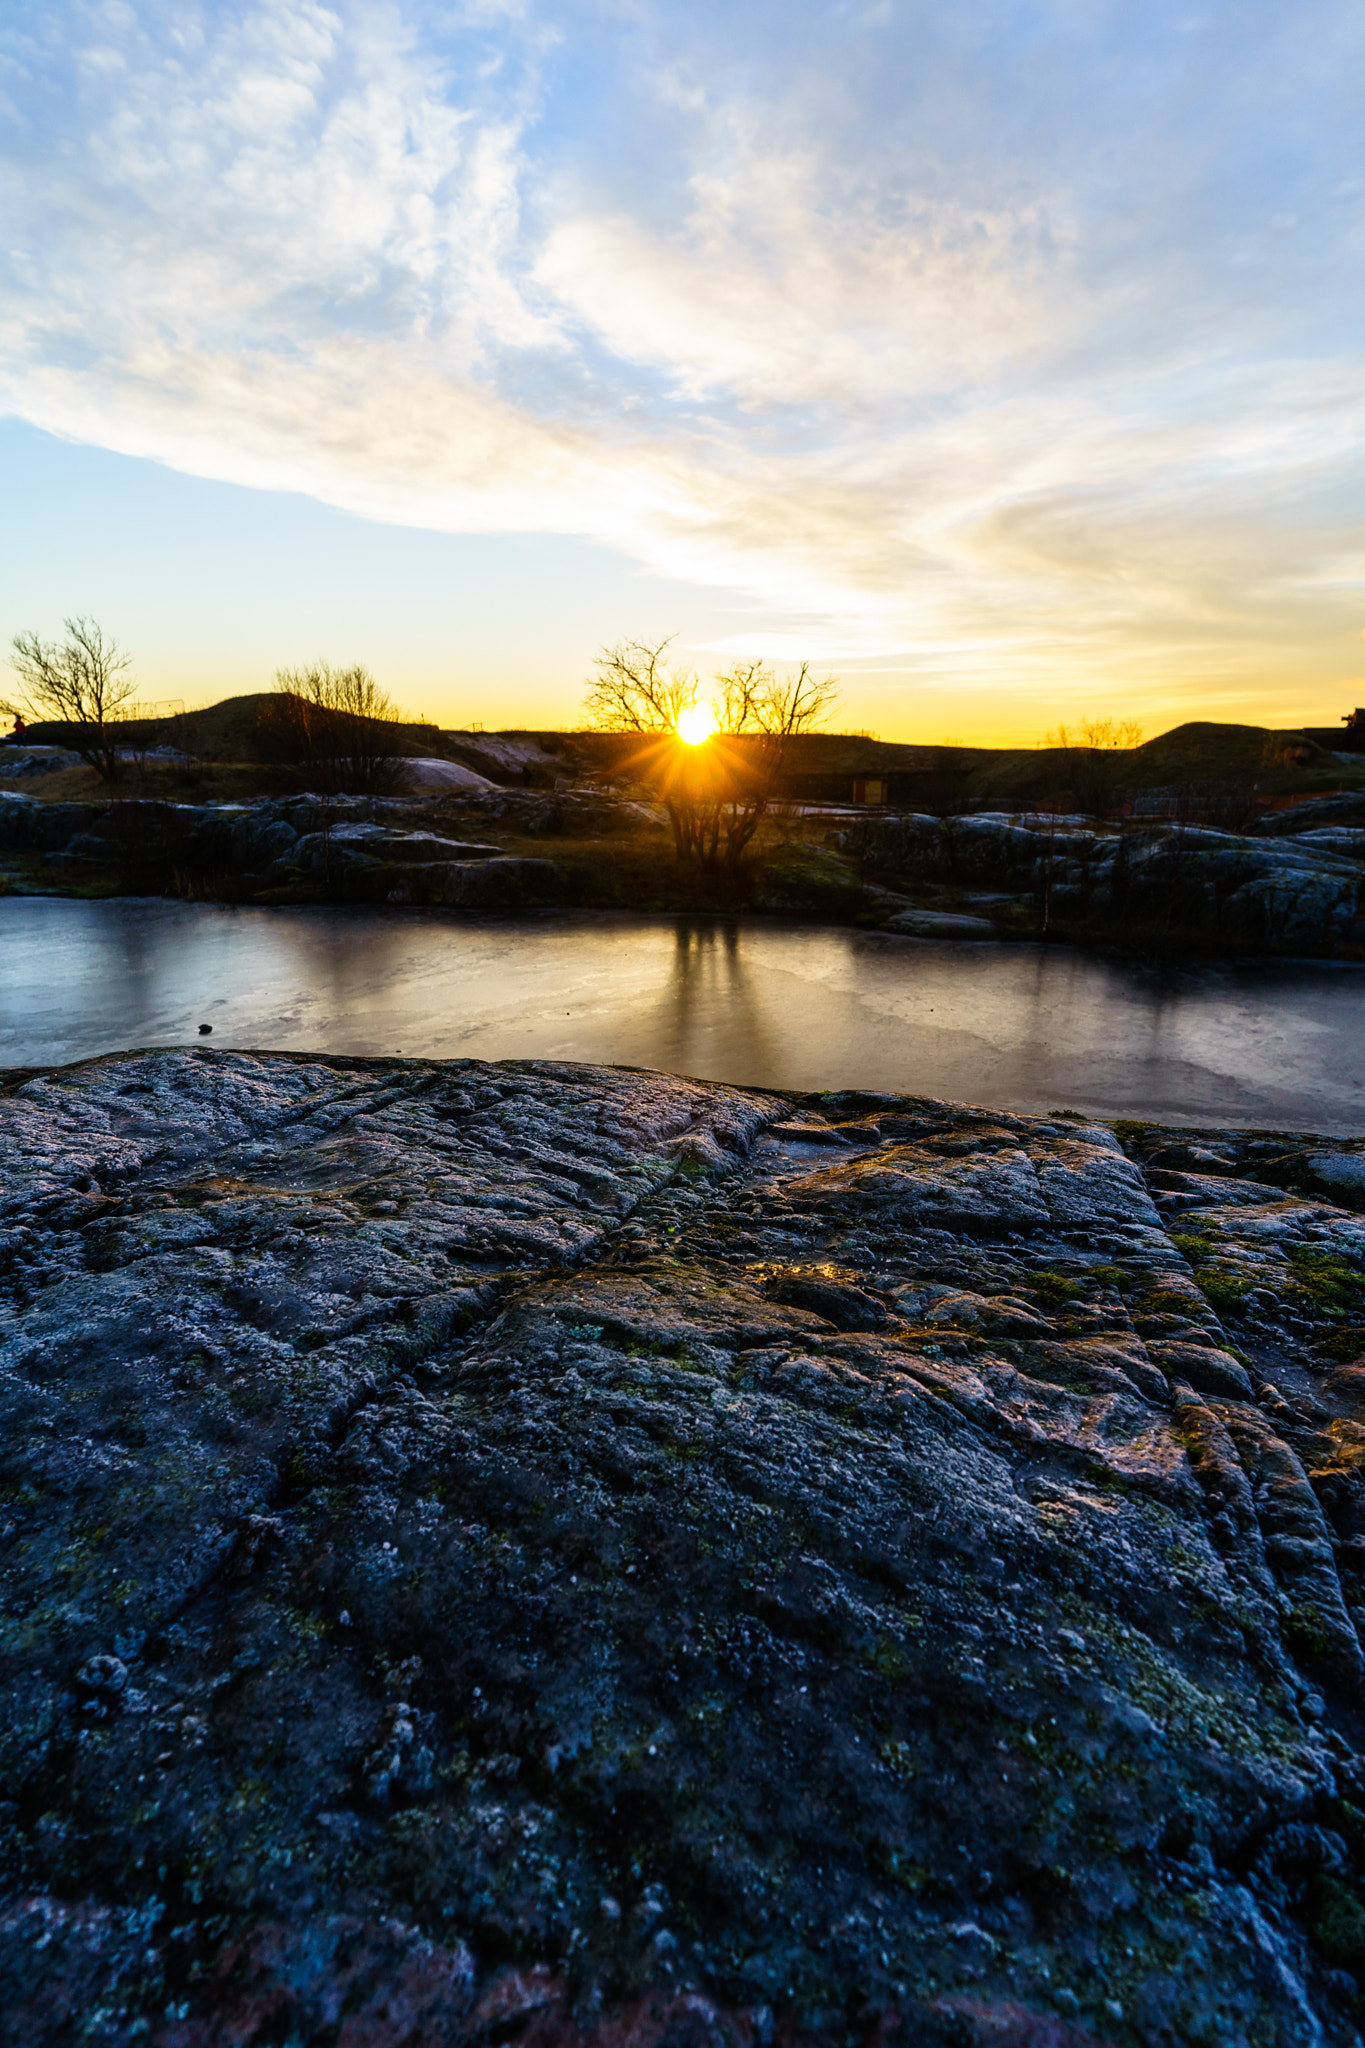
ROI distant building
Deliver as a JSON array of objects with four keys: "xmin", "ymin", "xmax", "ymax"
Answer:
[
  {"xmin": 1288, "ymin": 711, "xmax": 1365, "ymax": 753},
  {"xmin": 852, "ymin": 777, "xmax": 888, "ymax": 805},
  {"xmin": 1130, "ymin": 788, "xmax": 1183, "ymax": 818}
]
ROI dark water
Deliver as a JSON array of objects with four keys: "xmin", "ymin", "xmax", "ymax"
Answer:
[{"xmin": 2, "ymin": 897, "xmax": 1363, "ymax": 1132}]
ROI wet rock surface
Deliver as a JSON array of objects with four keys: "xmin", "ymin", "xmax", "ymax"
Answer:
[{"xmin": 3, "ymin": 1053, "xmax": 1365, "ymax": 2045}]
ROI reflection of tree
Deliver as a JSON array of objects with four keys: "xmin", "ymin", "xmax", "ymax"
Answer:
[
  {"xmin": 1015, "ymin": 940, "xmax": 1187, "ymax": 1111},
  {"xmin": 286, "ymin": 908, "xmax": 427, "ymax": 1051},
  {"xmin": 637, "ymin": 918, "xmax": 780, "ymax": 1084}
]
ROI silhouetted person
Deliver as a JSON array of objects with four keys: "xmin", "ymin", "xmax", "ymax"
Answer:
[{"xmin": 5, "ymin": 714, "xmax": 25, "ymax": 745}]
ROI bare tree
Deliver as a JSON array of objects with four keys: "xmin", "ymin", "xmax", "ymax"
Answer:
[
  {"xmin": 584, "ymin": 641, "xmax": 838, "ymax": 870},
  {"xmin": 1043, "ymin": 715, "xmax": 1145, "ymax": 818},
  {"xmin": 583, "ymin": 639, "xmax": 699, "ymax": 735},
  {"xmin": 4, "ymin": 617, "xmax": 137, "ymax": 782},
  {"xmin": 258, "ymin": 662, "xmax": 410, "ymax": 795},
  {"xmin": 691, "ymin": 660, "xmax": 839, "ymax": 867}
]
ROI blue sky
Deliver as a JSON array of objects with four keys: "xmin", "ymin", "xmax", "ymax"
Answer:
[{"xmin": 1, "ymin": 0, "xmax": 1361, "ymax": 739}]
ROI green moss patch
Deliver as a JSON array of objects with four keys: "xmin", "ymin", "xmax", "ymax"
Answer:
[
  {"xmin": 1026, "ymin": 1270, "xmax": 1084, "ymax": 1308},
  {"xmin": 1287, "ymin": 1246, "xmax": 1365, "ymax": 1318},
  {"xmin": 1312, "ymin": 1874, "xmax": 1365, "ymax": 1967},
  {"xmin": 1194, "ymin": 1269, "xmax": 1252, "ymax": 1311}
]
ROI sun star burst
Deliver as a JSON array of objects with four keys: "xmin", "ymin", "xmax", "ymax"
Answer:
[{"xmin": 677, "ymin": 702, "xmax": 718, "ymax": 745}]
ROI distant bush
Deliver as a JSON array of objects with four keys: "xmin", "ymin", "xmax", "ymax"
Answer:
[
  {"xmin": 255, "ymin": 663, "xmax": 411, "ymax": 795},
  {"xmin": 1042, "ymin": 716, "xmax": 1145, "ymax": 817}
]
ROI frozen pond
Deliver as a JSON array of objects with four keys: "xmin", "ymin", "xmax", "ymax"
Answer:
[{"xmin": 2, "ymin": 897, "xmax": 1364, "ymax": 1131}]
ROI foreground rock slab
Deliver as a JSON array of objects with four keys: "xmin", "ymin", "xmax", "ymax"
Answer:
[{"xmin": 3, "ymin": 1052, "xmax": 1365, "ymax": 2046}]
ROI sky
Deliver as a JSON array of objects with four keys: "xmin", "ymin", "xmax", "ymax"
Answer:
[{"xmin": 0, "ymin": 0, "xmax": 1362, "ymax": 742}]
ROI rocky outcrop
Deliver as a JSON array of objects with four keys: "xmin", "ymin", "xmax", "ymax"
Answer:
[
  {"xmin": 0, "ymin": 796, "xmax": 566, "ymax": 910},
  {"xmin": 284, "ymin": 822, "xmax": 560, "ymax": 907},
  {"xmin": 7, "ymin": 785, "xmax": 1364, "ymax": 952},
  {"xmin": 0, "ymin": 748, "xmax": 82, "ymax": 780},
  {"xmin": 1258, "ymin": 794, "xmax": 1365, "ymax": 835},
  {"xmin": 3, "ymin": 1052, "xmax": 1365, "ymax": 2044},
  {"xmin": 398, "ymin": 759, "xmax": 499, "ymax": 794},
  {"xmin": 851, "ymin": 812, "xmax": 1365, "ymax": 952}
]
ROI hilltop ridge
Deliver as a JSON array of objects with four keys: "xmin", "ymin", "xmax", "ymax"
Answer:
[{"xmin": 11, "ymin": 696, "xmax": 1365, "ymax": 814}]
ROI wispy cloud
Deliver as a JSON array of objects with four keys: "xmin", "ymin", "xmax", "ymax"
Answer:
[
  {"xmin": 536, "ymin": 146, "xmax": 1062, "ymax": 405},
  {"xmin": 1, "ymin": 0, "xmax": 1361, "ymax": 702}
]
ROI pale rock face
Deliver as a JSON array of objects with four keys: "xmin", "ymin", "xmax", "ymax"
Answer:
[
  {"xmin": 0, "ymin": 747, "xmax": 81, "ymax": 779},
  {"xmin": 397, "ymin": 757, "xmax": 498, "ymax": 792},
  {"xmin": 3, "ymin": 1052, "xmax": 1365, "ymax": 2044}
]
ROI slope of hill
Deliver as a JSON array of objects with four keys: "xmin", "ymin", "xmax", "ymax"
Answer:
[{"xmin": 9, "ymin": 695, "xmax": 1364, "ymax": 811}]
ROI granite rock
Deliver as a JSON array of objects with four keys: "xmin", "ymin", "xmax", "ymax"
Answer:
[
  {"xmin": 853, "ymin": 812, "xmax": 1365, "ymax": 952},
  {"xmin": 2, "ymin": 1054, "xmax": 1365, "ymax": 2045}
]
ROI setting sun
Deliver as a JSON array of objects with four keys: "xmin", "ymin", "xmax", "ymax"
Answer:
[{"xmin": 676, "ymin": 701, "xmax": 718, "ymax": 745}]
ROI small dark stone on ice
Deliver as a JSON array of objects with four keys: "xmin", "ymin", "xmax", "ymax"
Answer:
[
  {"xmin": 3, "ymin": 1047, "xmax": 1365, "ymax": 2046},
  {"xmin": 198, "ymin": 1023, "xmax": 213, "ymax": 1034}
]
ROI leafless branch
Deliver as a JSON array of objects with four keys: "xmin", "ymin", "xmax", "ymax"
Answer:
[
  {"xmin": 4, "ymin": 617, "xmax": 137, "ymax": 782},
  {"xmin": 258, "ymin": 662, "xmax": 409, "ymax": 794},
  {"xmin": 582, "ymin": 639, "xmax": 698, "ymax": 734},
  {"xmin": 584, "ymin": 641, "xmax": 839, "ymax": 870}
]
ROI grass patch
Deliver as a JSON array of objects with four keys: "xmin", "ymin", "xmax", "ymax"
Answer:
[
  {"xmin": 1284, "ymin": 1602, "xmax": 1333, "ymax": 1663},
  {"xmin": 14, "ymin": 760, "xmax": 303, "ymax": 804}
]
